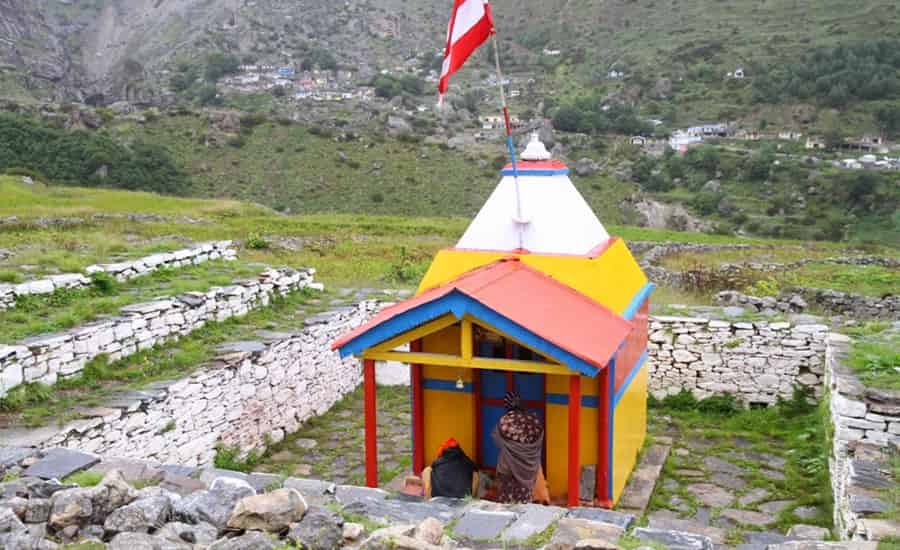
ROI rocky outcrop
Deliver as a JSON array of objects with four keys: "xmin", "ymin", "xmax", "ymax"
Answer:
[{"xmin": 631, "ymin": 199, "xmax": 713, "ymax": 233}]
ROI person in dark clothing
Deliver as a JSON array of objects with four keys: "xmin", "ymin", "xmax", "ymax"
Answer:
[
  {"xmin": 492, "ymin": 391, "xmax": 547, "ymax": 504},
  {"xmin": 422, "ymin": 438, "xmax": 478, "ymax": 498}
]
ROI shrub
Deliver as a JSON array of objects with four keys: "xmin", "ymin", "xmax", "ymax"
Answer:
[
  {"xmin": 214, "ymin": 445, "xmax": 261, "ymax": 473},
  {"xmin": 0, "ymin": 270, "xmax": 23, "ymax": 284},
  {"xmin": 386, "ymin": 246, "xmax": 428, "ymax": 285},
  {"xmin": 90, "ymin": 272, "xmax": 118, "ymax": 295},
  {"xmin": 0, "ymin": 383, "xmax": 53, "ymax": 412},
  {"xmin": 245, "ymin": 233, "xmax": 270, "ymax": 250},
  {"xmin": 660, "ymin": 389, "xmax": 698, "ymax": 411},
  {"xmin": 697, "ymin": 393, "xmax": 740, "ymax": 416}
]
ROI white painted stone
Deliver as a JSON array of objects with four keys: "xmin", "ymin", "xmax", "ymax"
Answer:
[{"xmin": 833, "ymin": 393, "xmax": 867, "ymax": 418}]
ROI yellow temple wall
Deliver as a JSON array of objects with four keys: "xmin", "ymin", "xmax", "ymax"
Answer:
[
  {"xmin": 420, "ymin": 325, "xmax": 476, "ymax": 464},
  {"xmin": 611, "ymin": 361, "xmax": 648, "ymax": 504},
  {"xmin": 416, "ymin": 240, "xmax": 647, "ymax": 316}
]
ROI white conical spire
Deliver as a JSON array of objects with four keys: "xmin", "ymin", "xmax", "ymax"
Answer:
[
  {"xmin": 455, "ymin": 146, "xmax": 609, "ymax": 255},
  {"xmin": 520, "ymin": 132, "xmax": 551, "ymax": 160}
]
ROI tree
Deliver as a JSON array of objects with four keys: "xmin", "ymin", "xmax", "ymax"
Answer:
[
  {"xmin": 820, "ymin": 112, "xmax": 845, "ymax": 149},
  {"xmin": 746, "ymin": 147, "xmax": 775, "ymax": 181},
  {"xmin": 875, "ymin": 104, "xmax": 900, "ymax": 139},
  {"xmin": 204, "ymin": 52, "xmax": 240, "ymax": 82},
  {"xmin": 170, "ymin": 63, "xmax": 198, "ymax": 93}
]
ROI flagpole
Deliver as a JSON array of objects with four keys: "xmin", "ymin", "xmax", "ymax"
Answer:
[{"xmin": 489, "ymin": 32, "xmax": 524, "ymax": 249}]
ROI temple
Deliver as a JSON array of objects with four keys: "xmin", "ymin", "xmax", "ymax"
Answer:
[{"xmin": 333, "ymin": 135, "xmax": 652, "ymax": 507}]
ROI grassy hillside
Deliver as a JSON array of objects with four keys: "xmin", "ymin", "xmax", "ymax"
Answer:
[
  {"xmin": 2, "ymin": 176, "xmax": 892, "ymax": 297},
  {"xmin": 108, "ymin": 113, "xmax": 642, "ymax": 224}
]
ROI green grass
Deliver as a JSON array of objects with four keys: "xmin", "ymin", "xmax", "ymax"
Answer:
[
  {"xmin": 60, "ymin": 543, "xmax": 107, "ymax": 550},
  {"xmin": 647, "ymin": 389, "xmax": 833, "ymax": 534},
  {"xmin": 847, "ymin": 335, "xmax": 900, "ymax": 390},
  {"xmin": 63, "ymin": 470, "xmax": 104, "ymax": 487},
  {"xmin": 657, "ymin": 245, "xmax": 899, "ymax": 298},
  {"xmin": 0, "ymin": 261, "xmax": 264, "ymax": 342},
  {"xmin": 782, "ymin": 264, "xmax": 900, "ymax": 297}
]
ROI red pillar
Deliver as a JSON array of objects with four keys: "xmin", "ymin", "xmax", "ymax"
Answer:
[
  {"xmin": 596, "ymin": 364, "xmax": 612, "ymax": 508},
  {"xmin": 567, "ymin": 374, "xmax": 582, "ymax": 507},
  {"xmin": 410, "ymin": 340, "xmax": 425, "ymax": 475},
  {"xmin": 363, "ymin": 358, "xmax": 378, "ymax": 487}
]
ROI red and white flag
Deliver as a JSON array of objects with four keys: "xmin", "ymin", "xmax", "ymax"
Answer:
[{"xmin": 438, "ymin": 0, "xmax": 494, "ymax": 102}]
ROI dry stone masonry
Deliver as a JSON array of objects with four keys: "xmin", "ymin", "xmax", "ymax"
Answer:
[
  {"xmin": 717, "ymin": 289, "xmax": 900, "ymax": 321},
  {"xmin": 0, "ymin": 267, "xmax": 317, "ymax": 399},
  {"xmin": 825, "ymin": 333, "xmax": 899, "ymax": 541},
  {"xmin": 22, "ymin": 302, "xmax": 380, "ymax": 467},
  {"xmin": 0, "ymin": 241, "xmax": 237, "ymax": 310},
  {"xmin": 648, "ymin": 315, "xmax": 828, "ymax": 405}
]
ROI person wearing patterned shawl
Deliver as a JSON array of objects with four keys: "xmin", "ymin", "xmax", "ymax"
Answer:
[{"xmin": 492, "ymin": 391, "xmax": 549, "ymax": 503}]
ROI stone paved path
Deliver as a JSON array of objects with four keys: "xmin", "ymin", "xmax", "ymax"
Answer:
[
  {"xmin": 256, "ymin": 384, "xmax": 411, "ymax": 486},
  {"xmin": 645, "ymin": 412, "xmax": 831, "ymax": 549}
]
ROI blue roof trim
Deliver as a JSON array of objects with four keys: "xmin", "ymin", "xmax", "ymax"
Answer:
[
  {"xmin": 423, "ymin": 378, "xmax": 474, "ymax": 393},
  {"xmin": 546, "ymin": 394, "xmax": 600, "ymax": 408},
  {"xmin": 336, "ymin": 290, "xmax": 602, "ymax": 376},
  {"xmin": 337, "ymin": 296, "xmax": 461, "ymax": 359},
  {"xmin": 623, "ymin": 282, "xmax": 655, "ymax": 320},
  {"xmin": 500, "ymin": 168, "xmax": 569, "ymax": 176},
  {"xmin": 613, "ymin": 350, "xmax": 648, "ymax": 407}
]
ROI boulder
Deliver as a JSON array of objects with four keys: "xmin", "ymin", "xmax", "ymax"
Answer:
[
  {"xmin": 226, "ymin": 488, "xmax": 307, "ymax": 532},
  {"xmin": 156, "ymin": 521, "xmax": 218, "ymax": 545},
  {"xmin": 343, "ymin": 522, "xmax": 365, "ymax": 541},
  {"xmin": 175, "ymin": 477, "xmax": 254, "ymax": 529},
  {"xmin": 701, "ymin": 180, "xmax": 721, "ymax": 193},
  {"xmin": 548, "ymin": 518, "xmax": 625, "ymax": 550},
  {"xmin": 287, "ymin": 506, "xmax": 343, "ymax": 550},
  {"xmin": 109, "ymin": 531, "xmax": 191, "ymax": 550},
  {"xmin": 49, "ymin": 470, "xmax": 137, "ymax": 530},
  {"xmin": 104, "ymin": 496, "xmax": 173, "ymax": 535},
  {"xmin": 209, "ymin": 531, "xmax": 277, "ymax": 550},
  {"xmin": 0, "ymin": 532, "xmax": 60, "ymax": 549},
  {"xmin": 414, "ymin": 517, "xmax": 444, "ymax": 545},
  {"xmin": 22, "ymin": 498, "xmax": 51, "ymax": 523},
  {"xmin": 575, "ymin": 539, "xmax": 622, "ymax": 550},
  {"xmin": 0, "ymin": 506, "xmax": 25, "ymax": 533},
  {"xmin": 574, "ymin": 158, "xmax": 599, "ymax": 177}
]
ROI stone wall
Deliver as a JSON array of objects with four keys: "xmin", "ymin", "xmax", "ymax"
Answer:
[
  {"xmin": 825, "ymin": 333, "xmax": 899, "ymax": 540},
  {"xmin": 0, "ymin": 267, "xmax": 317, "ymax": 399},
  {"xmin": 0, "ymin": 241, "xmax": 237, "ymax": 310},
  {"xmin": 647, "ymin": 315, "xmax": 829, "ymax": 405},
  {"xmin": 40, "ymin": 302, "xmax": 380, "ymax": 466},
  {"xmin": 717, "ymin": 289, "xmax": 900, "ymax": 321}
]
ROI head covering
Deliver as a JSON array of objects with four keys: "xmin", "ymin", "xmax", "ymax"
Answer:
[{"xmin": 504, "ymin": 390, "xmax": 523, "ymax": 412}]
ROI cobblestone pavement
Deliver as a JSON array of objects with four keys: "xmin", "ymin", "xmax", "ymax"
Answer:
[
  {"xmin": 256, "ymin": 384, "xmax": 411, "ymax": 486},
  {"xmin": 645, "ymin": 409, "xmax": 832, "ymax": 549}
]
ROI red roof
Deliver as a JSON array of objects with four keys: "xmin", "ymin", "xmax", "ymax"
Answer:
[{"xmin": 333, "ymin": 258, "xmax": 633, "ymax": 371}]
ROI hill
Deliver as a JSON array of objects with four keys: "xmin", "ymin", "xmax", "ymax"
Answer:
[{"xmin": 2, "ymin": 0, "xmax": 898, "ymax": 132}]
